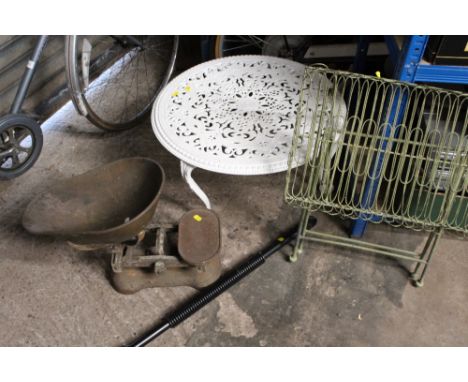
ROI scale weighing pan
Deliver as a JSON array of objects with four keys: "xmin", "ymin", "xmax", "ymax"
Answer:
[{"xmin": 22, "ymin": 157, "xmax": 165, "ymax": 245}]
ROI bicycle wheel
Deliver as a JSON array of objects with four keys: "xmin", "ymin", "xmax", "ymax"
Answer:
[
  {"xmin": 211, "ymin": 35, "xmax": 308, "ymax": 59},
  {"xmin": 212, "ymin": 35, "xmax": 266, "ymax": 58},
  {"xmin": 65, "ymin": 36, "xmax": 178, "ymax": 131}
]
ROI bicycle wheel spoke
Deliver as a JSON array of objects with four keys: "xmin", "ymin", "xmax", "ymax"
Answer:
[
  {"xmin": 117, "ymin": 69, "xmax": 135, "ymax": 123},
  {"xmin": 88, "ymin": 48, "xmax": 134, "ymax": 95},
  {"xmin": 144, "ymin": 39, "xmax": 172, "ymax": 50},
  {"xmin": 222, "ymin": 42, "xmax": 261, "ymax": 53},
  {"xmin": 236, "ymin": 35, "xmax": 261, "ymax": 46},
  {"xmin": 248, "ymin": 35, "xmax": 274, "ymax": 48},
  {"xmin": 126, "ymin": 57, "xmax": 139, "ymax": 124},
  {"xmin": 118, "ymin": 52, "xmax": 139, "ymax": 123},
  {"xmin": 90, "ymin": 48, "xmax": 136, "ymax": 114},
  {"xmin": 217, "ymin": 35, "xmax": 275, "ymax": 57},
  {"xmin": 146, "ymin": 49, "xmax": 170, "ymax": 62},
  {"xmin": 136, "ymin": 55, "xmax": 141, "ymax": 118},
  {"xmin": 221, "ymin": 38, "xmax": 253, "ymax": 43},
  {"xmin": 218, "ymin": 35, "xmax": 283, "ymax": 58},
  {"xmin": 239, "ymin": 35, "xmax": 267, "ymax": 49},
  {"xmin": 142, "ymin": 49, "xmax": 152, "ymax": 103}
]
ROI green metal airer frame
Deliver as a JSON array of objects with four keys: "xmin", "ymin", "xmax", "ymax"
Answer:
[{"xmin": 285, "ymin": 66, "xmax": 468, "ymax": 287}]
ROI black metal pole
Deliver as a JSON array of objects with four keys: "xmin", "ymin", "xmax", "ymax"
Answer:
[{"xmin": 126, "ymin": 221, "xmax": 315, "ymax": 347}]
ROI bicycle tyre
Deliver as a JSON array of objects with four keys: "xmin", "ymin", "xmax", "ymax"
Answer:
[{"xmin": 65, "ymin": 35, "xmax": 178, "ymax": 131}]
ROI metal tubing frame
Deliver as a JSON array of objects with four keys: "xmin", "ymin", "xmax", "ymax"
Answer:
[
  {"xmin": 295, "ymin": 212, "xmax": 443, "ymax": 286},
  {"xmin": 290, "ymin": 208, "xmax": 310, "ymax": 262},
  {"xmin": 410, "ymin": 228, "xmax": 442, "ymax": 286},
  {"xmin": 10, "ymin": 35, "xmax": 49, "ymax": 114},
  {"xmin": 351, "ymin": 35, "xmax": 429, "ymax": 238},
  {"xmin": 285, "ymin": 64, "xmax": 467, "ymax": 286}
]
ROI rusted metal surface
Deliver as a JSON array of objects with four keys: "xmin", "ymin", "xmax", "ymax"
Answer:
[
  {"xmin": 111, "ymin": 214, "xmax": 222, "ymax": 294},
  {"xmin": 111, "ymin": 253, "xmax": 221, "ymax": 293},
  {"xmin": 22, "ymin": 157, "xmax": 165, "ymax": 245},
  {"xmin": 178, "ymin": 209, "xmax": 221, "ymax": 266}
]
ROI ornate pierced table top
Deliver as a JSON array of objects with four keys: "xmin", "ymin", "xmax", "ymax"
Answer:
[{"xmin": 152, "ymin": 55, "xmax": 315, "ymax": 175}]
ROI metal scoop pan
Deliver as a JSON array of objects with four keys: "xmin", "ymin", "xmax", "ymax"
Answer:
[{"xmin": 22, "ymin": 157, "xmax": 165, "ymax": 245}]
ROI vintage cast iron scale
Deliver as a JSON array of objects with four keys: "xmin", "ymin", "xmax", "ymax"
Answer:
[{"xmin": 22, "ymin": 157, "xmax": 222, "ymax": 294}]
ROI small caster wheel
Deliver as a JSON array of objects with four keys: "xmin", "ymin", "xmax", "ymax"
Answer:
[
  {"xmin": 411, "ymin": 279, "xmax": 424, "ymax": 288},
  {"xmin": 0, "ymin": 114, "xmax": 43, "ymax": 180}
]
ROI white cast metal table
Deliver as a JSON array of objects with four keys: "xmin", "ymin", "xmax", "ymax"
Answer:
[{"xmin": 151, "ymin": 55, "xmax": 344, "ymax": 208}]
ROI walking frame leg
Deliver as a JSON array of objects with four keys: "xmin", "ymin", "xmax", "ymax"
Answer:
[
  {"xmin": 10, "ymin": 35, "xmax": 49, "ymax": 114},
  {"xmin": 289, "ymin": 208, "xmax": 310, "ymax": 263},
  {"xmin": 410, "ymin": 229, "xmax": 443, "ymax": 288}
]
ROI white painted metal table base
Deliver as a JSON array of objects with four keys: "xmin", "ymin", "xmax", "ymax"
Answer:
[{"xmin": 152, "ymin": 55, "xmax": 344, "ymax": 208}]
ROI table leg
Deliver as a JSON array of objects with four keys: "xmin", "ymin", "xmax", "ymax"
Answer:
[{"xmin": 180, "ymin": 161, "xmax": 212, "ymax": 209}]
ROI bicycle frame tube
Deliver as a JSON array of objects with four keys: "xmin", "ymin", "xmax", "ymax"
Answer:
[{"xmin": 10, "ymin": 35, "xmax": 49, "ymax": 114}]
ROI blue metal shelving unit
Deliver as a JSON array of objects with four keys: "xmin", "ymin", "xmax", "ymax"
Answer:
[{"xmin": 351, "ymin": 35, "xmax": 468, "ymax": 237}]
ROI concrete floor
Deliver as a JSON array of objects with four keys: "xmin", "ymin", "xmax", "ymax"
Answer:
[{"xmin": 1, "ymin": 59, "xmax": 467, "ymax": 347}]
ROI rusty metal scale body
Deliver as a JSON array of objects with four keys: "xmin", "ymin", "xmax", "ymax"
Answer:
[
  {"xmin": 22, "ymin": 157, "xmax": 222, "ymax": 293},
  {"xmin": 111, "ymin": 209, "xmax": 221, "ymax": 293}
]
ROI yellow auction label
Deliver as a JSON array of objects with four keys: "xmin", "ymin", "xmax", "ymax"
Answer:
[
  {"xmin": 171, "ymin": 90, "xmax": 179, "ymax": 97},
  {"xmin": 193, "ymin": 214, "xmax": 202, "ymax": 222}
]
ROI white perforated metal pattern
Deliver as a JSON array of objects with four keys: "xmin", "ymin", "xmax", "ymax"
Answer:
[{"xmin": 152, "ymin": 55, "xmax": 345, "ymax": 175}]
